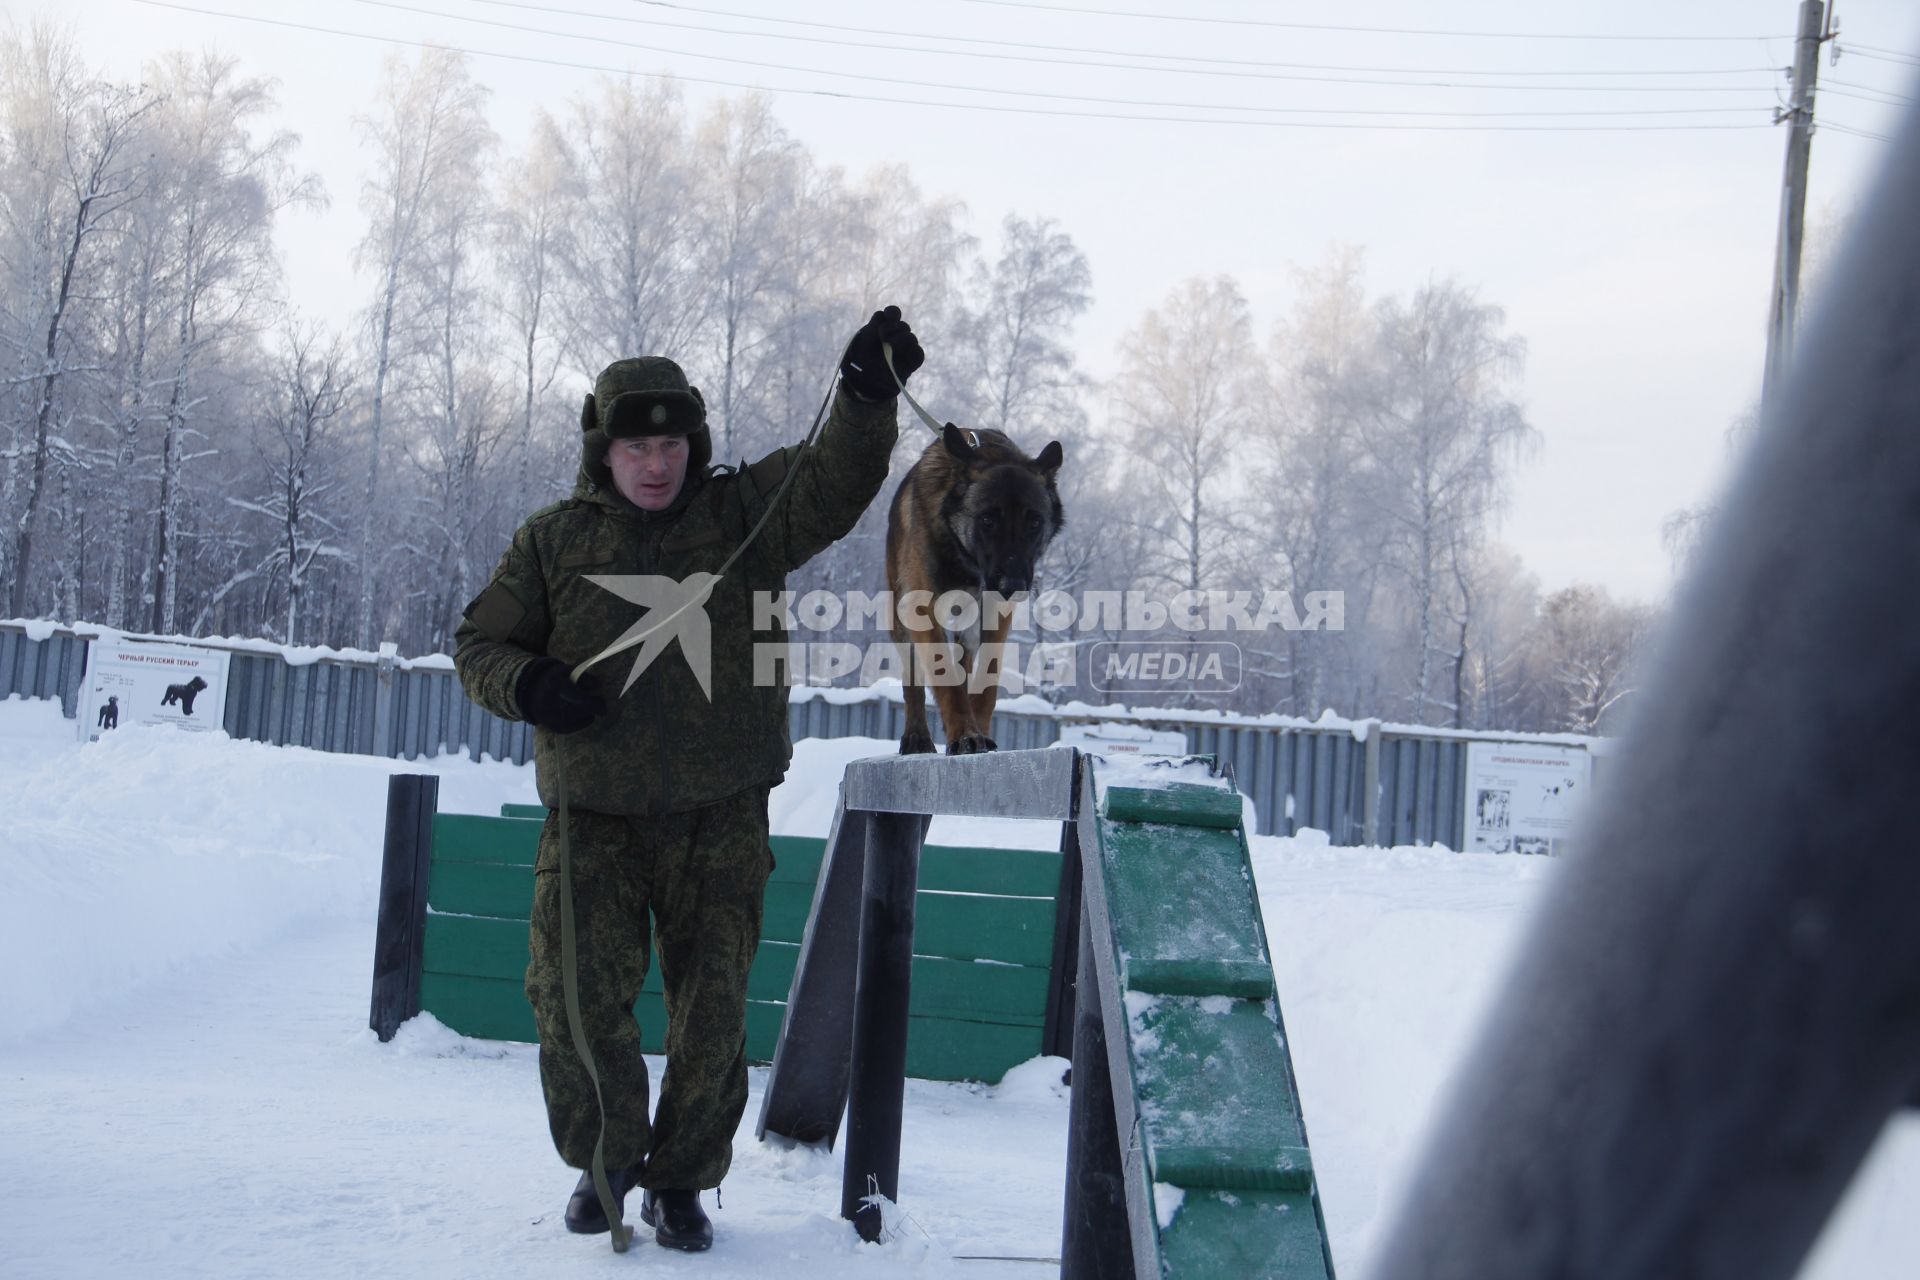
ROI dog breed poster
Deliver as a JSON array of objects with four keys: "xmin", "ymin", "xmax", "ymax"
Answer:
[
  {"xmin": 79, "ymin": 637, "xmax": 231, "ymax": 742},
  {"xmin": 1462, "ymin": 742, "xmax": 1592, "ymax": 856}
]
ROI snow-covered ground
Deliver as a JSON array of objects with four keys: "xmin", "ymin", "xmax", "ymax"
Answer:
[{"xmin": 1, "ymin": 695, "xmax": 1914, "ymax": 1277}]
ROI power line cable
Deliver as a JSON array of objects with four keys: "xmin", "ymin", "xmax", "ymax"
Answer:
[
  {"xmin": 1826, "ymin": 79, "xmax": 1915, "ymax": 105},
  {"xmin": 948, "ymin": 0, "xmax": 1790, "ymax": 43},
  {"xmin": 128, "ymin": 0, "xmax": 1778, "ymax": 133},
  {"xmin": 1821, "ymin": 86, "xmax": 1908, "ymax": 109},
  {"xmin": 1823, "ymin": 121, "xmax": 1893, "ymax": 142},
  {"xmin": 1844, "ymin": 48, "xmax": 1920, "ymax": 70},
  {"xmin": 564, "ymin": 0, "xmax": 1789, "ymax": 81},
  {"xmin": 350, "ymin": 0, "xmax": 1780, "ymax": 98},
  {"xmin": 356, "ymin": 0, "xmax": 1779, "ymax": 113},
  {"xmin": 1843, "ymin": 42, "xmax": 1920, "ymax": 61}
]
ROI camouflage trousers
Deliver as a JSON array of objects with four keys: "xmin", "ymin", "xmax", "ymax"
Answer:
[{"xmin": 525, "ymin": 786, "xmax": 772, "ymax": 1189}]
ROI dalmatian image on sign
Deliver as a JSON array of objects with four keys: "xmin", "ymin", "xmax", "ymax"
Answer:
[{"xmin": 1463, "ymin": 742, "xmax": 1592, "ymax": 856}]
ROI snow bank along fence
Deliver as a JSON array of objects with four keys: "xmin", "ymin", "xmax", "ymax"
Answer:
[
  {"xmin": 368, "ymin": 773, "xmax": 1068, "ymax": 1085},
  {"xmin": 2, "ymin": 619, "xmax": 1605, "ymax": 849},
  {"xmin": 754, "ymin": 748, "xmax": 1335, "ymax": 1274}
]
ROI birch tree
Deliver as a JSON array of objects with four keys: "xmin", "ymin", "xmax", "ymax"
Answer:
[
  {"xmin": 961, "ymin": 214, "xmax": 1091, "ymax": 440},
  {"xmin": 1353, "ymin": 281, "xmax": 1533, "ymax": 724},
  {"xmin": 562, "ymin": 77, "xmax": 700, "ymax": 372},
  {"xmin": 0, "ymin": 26, "xmax": 152, "ymax": 617},
  {"xmin": 251, "ymin": 324, "xmax": 351, "ymax": 643},
  {"xmin": 1109, "ymin": 275, "xmax": 1256, "ymax": 599},
  {"xmin": 840, "ymin": 165, "xmax": 974, "ymax": 430},
  {"xmin": 1249, "ymin": 246, "xmax": 1374, "ymax": 715},
  {"xmin": 757, "ymin": 156, "xmax": 858, "ymax": 446},
  {"xmin": 144, "ymin": 49, "xmax": 318, "ymax": 633},
  {"xmin": 412, "ymin": 87, "xmax": 497, "ymax": 645},
  {"xmin": 1526, "ymin": 583, "xmax": 1648, "ymax": 734},
  {"xmin": 493, "ymin": 109, "xmax": 575, "ymax": 505},
  {"xmin": 95, "ymin": 125, "xmax": 173, "ymax": 629},
  {"xmin": 352, "ymin": 46, "xmax": 490, "ymax": 645},
  {"xmin": 689, "ymin": 94, "xmax": 802, "ymax": 462}
]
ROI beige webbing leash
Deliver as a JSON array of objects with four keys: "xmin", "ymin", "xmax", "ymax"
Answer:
[
  {"xmin": 552, "ymin": 769, "xmax": 635, "ymax": 1251},
  {"xmin": 884, "ymin": 341, "xmax": 977, "ymax": 448}
]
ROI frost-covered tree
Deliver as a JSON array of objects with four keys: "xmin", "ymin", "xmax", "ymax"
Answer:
[
  {"xmin": 960, "ymin": 213, "xmax": 1091, "ymax": 441},
  {"xmin": 1109, "ymin": 275, "xmax": 1256, "ymax": 599},
  {"xmin": 1526, "ymin": 584, "xmax": 1647, "ymax": 734},
  {"xmin": 562, "ymin": 77, "xmax": 700, "ymax": 373},
  {"xmin": 0, "ymin": 25, "xmax": 153, "ymax": 618},
  {"xmin": 231, "ymin": 322, "xmax": 352, "ymax": 644},
  {"xmin": 352, "ymin": 46, "xmax": 490, "ymax": 646},
  {"xmin": 1247, "ymin": 246, "xmax": 1377, "ymax": 716},
  {"xmin": 689, "ymin": 94, "xmax": 801, "ymax": 463},
  {"xmin": 1442, "ymin": 537, "xmax": 1541, "ymax": 731},
  {"xmin": 840, "ymin": 165, "xmax": 974, "ymax": 435},
  {"xmin": 410, "ymin": 86, "xmax": 497, "ymax": 647},
  {"xmin": 493, "ymin": 109, "xmax": 576, "ymax": 507},
  {"xmin": 1352, "ymin": 281, "xmax": 1534, "ymax": 724},
  {"xmin": 143, "ymin": 49, "xmax": 317, "ymax": 634},
  {"xmin": 755, "ymin": 156, "xmax": 860, "ymax": 448}
]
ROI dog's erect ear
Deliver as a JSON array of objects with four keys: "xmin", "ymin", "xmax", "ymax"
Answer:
[
  {"xmin": 580, "ymin": 393, "xmax": 597, "ymax": 434},
  {"xmin": 942, "ymin": 423, "xmax": 977, "ymax": 461},
  {"xmin": 1035, "ymin": 440, "xmax": 1063, "ymax": 477}
]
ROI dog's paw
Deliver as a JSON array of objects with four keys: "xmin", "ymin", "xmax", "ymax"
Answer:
[
  {"xmin": 948, "ymin": 734, "xmax": 998, "ymax": 755},
  {"xmin": 900, "ymin": 728, "xmax": 937, "ymax": 755}
]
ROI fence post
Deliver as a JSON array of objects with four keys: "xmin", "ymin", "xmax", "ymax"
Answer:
[
  {"xmin": 1361, "ymin": 721, "xmax": 1383, "ymax": 847},
  {"xmin": 371, "ymin": 642, "xmax": 399, "ymax": 758},
  {"xmin": 369, "ymin": 772, "xmax": 439, "ymax": 1040}
]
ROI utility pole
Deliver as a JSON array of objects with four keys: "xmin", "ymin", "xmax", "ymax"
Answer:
[{"xmin": 1763, "ymin": 0, "xmax": 1836, "ymax": 405}]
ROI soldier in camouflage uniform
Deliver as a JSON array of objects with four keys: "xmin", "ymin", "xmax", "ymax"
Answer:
[{"xmin": 454, "ymin": 308, "xmax": 924, "ymax": 1251}]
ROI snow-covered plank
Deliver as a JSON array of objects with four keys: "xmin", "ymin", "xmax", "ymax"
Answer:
[{"xmin": 841, "ymin": 746, "xmax": 1077, "ymax": 820}]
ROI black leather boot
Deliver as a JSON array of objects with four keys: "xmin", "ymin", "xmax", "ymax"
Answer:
[
  {"xmin": 641, "ymin": 1188, "xmax": 713, "ymax": 1251},
  {"xmin": 563, "ymin": 1163, "xmax": 643, "ymax": 1235}
]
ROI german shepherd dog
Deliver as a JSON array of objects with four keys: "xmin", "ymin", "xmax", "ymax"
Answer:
[{"xmin": 886, "ymin": 424, "xmax": 1064, "ymax": 754}]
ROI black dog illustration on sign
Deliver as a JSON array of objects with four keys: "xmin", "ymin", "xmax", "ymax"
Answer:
[
  {"xmin": 161, "ymin": 676, "xmax": 208, "ymax": 716},
  {"xmin": 96, "ymin": 696, "xmax": 119, "ymax": 730}
]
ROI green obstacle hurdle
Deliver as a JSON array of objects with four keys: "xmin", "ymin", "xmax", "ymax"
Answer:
[
  {"xmin": 367, "ymin": 778, "xmax": 1072, "ymax": 1084},
  {"xmin": 756, "ymin": 749, "xmax": 1337, "ymax": 1277}
]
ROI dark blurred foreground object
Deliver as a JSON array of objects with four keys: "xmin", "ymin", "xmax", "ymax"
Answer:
[{"xmin": 1368, "ymin": 102, "xmax": 1920, "ymax": 1279}]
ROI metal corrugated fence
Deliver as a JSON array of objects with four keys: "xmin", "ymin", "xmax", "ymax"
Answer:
[
  {"xmin": 0, "ymin": 626, "xmax": 90, "ymax": 716},
  {"xmin": 2, "ymin": 621, "xmax": 1599, "ymax": 847}
]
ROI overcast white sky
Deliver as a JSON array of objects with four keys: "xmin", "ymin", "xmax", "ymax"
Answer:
[{"xmin": 15, "ymin": 0, "xmax": 1919, "ymax": 602}]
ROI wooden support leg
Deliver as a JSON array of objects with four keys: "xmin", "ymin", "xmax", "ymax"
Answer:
[
  {"xmin": 841, "ymin": 810, "xmax": 929, "ymax": 1241},
  {"xmin": 1060, "ymin": 902, "xmax": 1135, "ymax": 1279}
]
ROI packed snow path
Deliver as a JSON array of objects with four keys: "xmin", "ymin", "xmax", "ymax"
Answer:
[
  {"xmin": 0, "ymin": 913, "xmax": 1073, "ymax": 1276},
  {"xmin": 2, "ymin": 697, "xmax": 1916, "ymax": 1276}
]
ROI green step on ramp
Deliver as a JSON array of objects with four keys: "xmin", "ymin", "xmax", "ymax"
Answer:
[{"xmin": 1088, "ymin": 771, "xmax": 1336, "ymax": 1279}]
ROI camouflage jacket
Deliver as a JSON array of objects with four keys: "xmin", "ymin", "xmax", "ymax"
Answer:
[{"xmin": 454, "ymin": 388, "xmax": 899, "ymax": 816}]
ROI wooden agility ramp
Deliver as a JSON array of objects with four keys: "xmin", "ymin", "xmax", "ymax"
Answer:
[{"xmin": 756, "ymin": 747, "xmax": 1337, "ymax": 1278}]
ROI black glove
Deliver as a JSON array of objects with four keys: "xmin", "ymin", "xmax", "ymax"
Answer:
[
  {"xmin": 839, "ymin": 305, "xmax": 924, "ymax": 402},
  {"xmin": 515, "ymin": 657, "xmax": 606, "ymax": 734}
]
